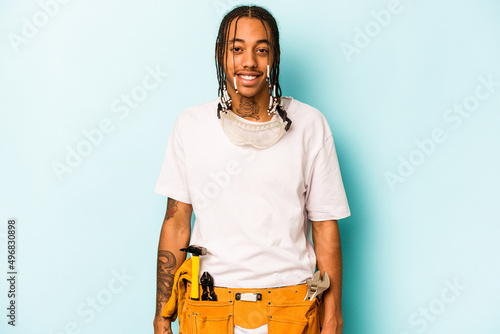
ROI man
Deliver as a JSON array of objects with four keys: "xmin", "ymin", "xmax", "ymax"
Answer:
[{"xmin": 153, "ymin": 5, "xmax": 350, "ymax": 334}]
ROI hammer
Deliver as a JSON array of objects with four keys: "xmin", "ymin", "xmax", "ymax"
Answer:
[{"xmin": 180, "ymin": 245, "xmax": 207, "ymax": 300}]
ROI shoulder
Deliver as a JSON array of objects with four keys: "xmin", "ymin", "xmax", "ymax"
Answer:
[
  {"xmin": 171, "ymin": 99, "xmax": 219, "ymax": 135},
  {"xmin": 283, "ymin": 97, "xmax": 332, "ymax": 140},
  {"xmin": 284, "ymin": 97, "xmax": 321, "ymax": 115},
  {"xmin": 177, "ymin": 99, "xmax": 219, "ymax": 122}
]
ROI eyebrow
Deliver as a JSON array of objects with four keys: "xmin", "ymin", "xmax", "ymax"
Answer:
[{"xmin": 228, "ymin": 38, "xmax": 270, "ymax": 45}]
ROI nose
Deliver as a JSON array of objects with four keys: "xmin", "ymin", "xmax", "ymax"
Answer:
[{"xmin": 241, "ymin": 49, "xmax": 257, "ymax": 68}]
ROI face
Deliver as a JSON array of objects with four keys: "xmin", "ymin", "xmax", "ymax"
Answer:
[{"xmin": 222, "ymin": 17, "xmax": 274, "ymax": 100}]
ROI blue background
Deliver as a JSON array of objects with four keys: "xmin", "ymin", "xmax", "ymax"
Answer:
[{"xmin": 1, "ymin": 0, "xmax": 499, "ymax": 333}]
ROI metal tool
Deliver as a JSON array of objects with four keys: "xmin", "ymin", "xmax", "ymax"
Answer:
[
  {"xmin": 200, "ymin": 272, "xmax": 218, "ymax": 301},
  {"xmin": 304, "ymin": 271, "xmax": 330, "ymax": 301},
  {"xmin": 208, "ymin": 278, "xmax": 218, "ymax": 301},
  {"xmin": 201, "ymin": 272, "xmax": 210, "ymax": 301},
  {"xmin": 180, "ymin": 245, "xmax": 207, "ymax": 300}
]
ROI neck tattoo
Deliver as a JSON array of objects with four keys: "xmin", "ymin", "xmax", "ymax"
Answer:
[{"xmin": 235, "ymin": 96, "xmax": 260, "ymax": 120}]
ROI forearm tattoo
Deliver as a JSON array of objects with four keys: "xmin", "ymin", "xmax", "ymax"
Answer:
[
  {"xmin": 235, "ymin": 96, "xmax": 260, "ymax": 120},
  {"xmin": 155, "ymin": 250, "xmax": 176, "ymax": 317},
  {"xmin": 165, "ymin": 198, "xmax": 178, "ymax": 221}
]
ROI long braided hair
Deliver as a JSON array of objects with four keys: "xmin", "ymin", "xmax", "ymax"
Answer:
[{"xmin": 215, "ymin": 5, "xmax": 292, "ymax": 131}]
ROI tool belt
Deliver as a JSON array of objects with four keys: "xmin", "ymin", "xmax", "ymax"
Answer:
[{"xmin": 163, "ymin": 258, "xmax": 323, "ymax": 334}]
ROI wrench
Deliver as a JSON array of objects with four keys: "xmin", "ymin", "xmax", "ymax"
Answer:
[{"xmin": 304, "ymin": 271, "xmax": 330, "ymax": 301}]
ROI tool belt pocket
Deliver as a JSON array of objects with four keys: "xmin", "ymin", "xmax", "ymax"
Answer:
[
  {"xmin": 267, "ymin": 299, "xmax": 321, "ymax": 334},
  {"xmin": 180, "ymin": 299, "xmax": 233, "ymax": 334}
]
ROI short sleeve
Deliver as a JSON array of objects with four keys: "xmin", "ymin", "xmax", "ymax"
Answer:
[
  {"xmin": 154, "ymin": 116, "xmax": 191, "ymax": 203},
  {"xmin": 305, "ymin": 135, "xmax": 350, "ymax": 221}
]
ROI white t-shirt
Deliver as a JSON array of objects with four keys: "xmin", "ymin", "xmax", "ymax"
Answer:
[{"xmin": 155, "ymin": 96, "xmax": 350, "ymax": 289}]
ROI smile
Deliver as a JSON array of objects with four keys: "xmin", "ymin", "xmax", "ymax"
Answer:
[{"xmin": 237, "ymin": 74, "xmax": 261, "ymax": 84}]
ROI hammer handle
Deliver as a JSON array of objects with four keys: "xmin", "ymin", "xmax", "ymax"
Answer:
[{"xmin": 191, "ymin": 255, "xmax": 200, "ymax": 300}]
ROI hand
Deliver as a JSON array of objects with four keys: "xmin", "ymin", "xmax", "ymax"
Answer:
[{"xmin": 153, "ymin": 316, "xmax": 173, "ymax": 334}]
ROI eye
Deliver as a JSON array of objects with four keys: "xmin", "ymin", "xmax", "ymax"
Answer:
[
  {"xmin": 231, "ymin": 47, "xmax": 243, "ymax": 53},
  {"xmin": 257, "ymin": 48, "xmax": 269, "ymax": 54}
]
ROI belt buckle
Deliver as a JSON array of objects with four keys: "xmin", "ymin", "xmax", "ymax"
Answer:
[{"xmin": 235, "ymin": 293, "xmax": 262, "ymax": 302}]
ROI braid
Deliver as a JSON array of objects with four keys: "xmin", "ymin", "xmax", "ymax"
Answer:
[{"xmin": 215, "ymin": 5, "xmax": 292, "ymax": 131}]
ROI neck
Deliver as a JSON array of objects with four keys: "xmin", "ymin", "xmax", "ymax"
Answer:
[
  {"xmin": 227, "ymin": 87, "xmax": 272, "ymax": 122},
  {"xmin": 234, "ymin": 96, "xmax": 265, "ymax": 121}
]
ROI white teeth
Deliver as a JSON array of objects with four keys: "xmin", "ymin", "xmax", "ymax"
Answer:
[{"xmin": 240, "ymin": 75, "xmax": 257, "ymax": 80}]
